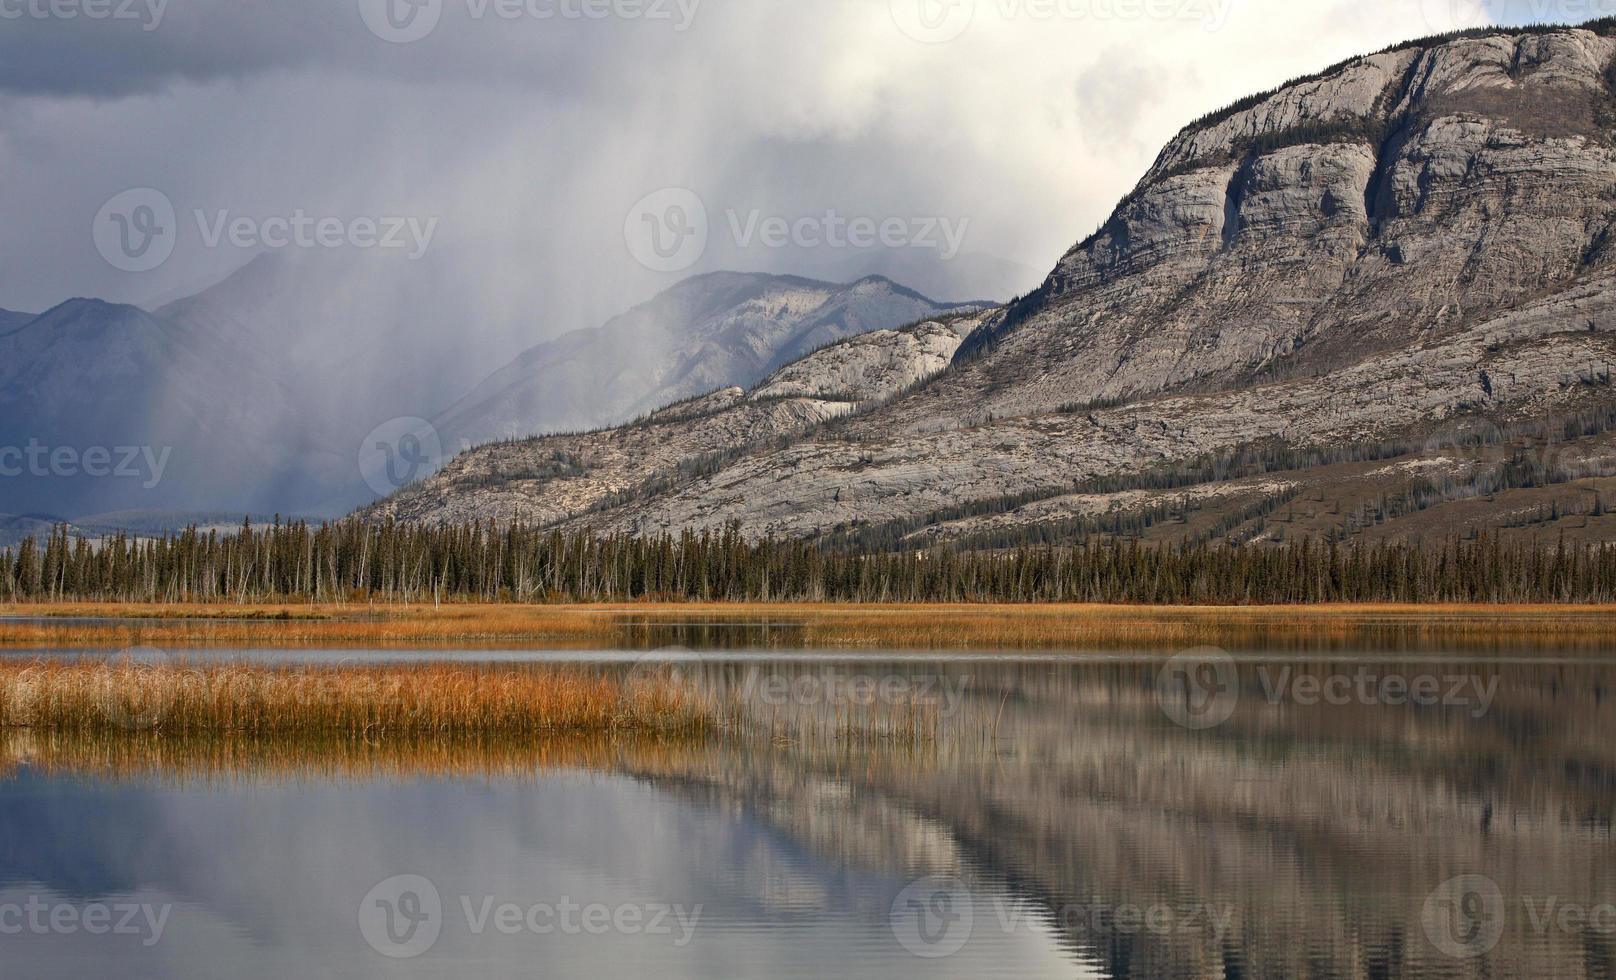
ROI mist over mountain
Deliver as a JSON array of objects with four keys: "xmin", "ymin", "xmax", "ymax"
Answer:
[
  {"xmin": 155, "ymin": 250, "xmax": 545, "ymax": 427},
  {"xmin": 434, "ymin": 272, "xmax": 985, "ymax": 448},
  {"xmin": 376, "ymin": 22, "xmax": 1616, "ymax": 549},
  {"xmin": 0, "ymin": 297, "xmax": 348, "ymax": 519},
  {"xmin": 0, "ymin": 260, "xmax": 972, "ymax": 525}
]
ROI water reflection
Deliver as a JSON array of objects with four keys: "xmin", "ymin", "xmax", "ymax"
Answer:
[{"xmin": 0, "ymin": 655, "xmax": 1612, "ymax": 978}]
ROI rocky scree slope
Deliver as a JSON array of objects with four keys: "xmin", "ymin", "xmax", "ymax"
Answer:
[{"xmin": 373, "ymin": 24, "xmax": 1616, "ymax": 542}]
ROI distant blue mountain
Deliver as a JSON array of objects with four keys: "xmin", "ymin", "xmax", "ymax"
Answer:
[
  {"xmin": 0, "ymin": 308, "xmax": 35, "ymax": 336},
  {"xmin": 0, "ymin": 299, "xmax": 351, "ymax": 519}
]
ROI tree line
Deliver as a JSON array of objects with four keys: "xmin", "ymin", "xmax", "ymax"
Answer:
[{"xmin": 5, "ymin": 520, "xmax": 1616, "ymax": 605}]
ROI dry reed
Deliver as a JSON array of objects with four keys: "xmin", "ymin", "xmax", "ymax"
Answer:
[{"xmin": 0, "ymin": 660, "xmax": 710, "ymax": 738}]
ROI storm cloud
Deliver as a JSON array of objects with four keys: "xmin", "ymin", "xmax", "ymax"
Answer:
[{"xmin": 0, "ymin": 0, "xmax": 1580, "ymax": 327}]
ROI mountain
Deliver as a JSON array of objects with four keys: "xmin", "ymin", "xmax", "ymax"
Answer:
[
  {"xmin": 812, "ymin": 250, "xmax": 1043, "ymax": 307},
  {"xmin": 0, "ymin": 299, "xmax": 352, "ymax": 518},
  {"xmin": 0, "ymin": 247, "xmax": 526, "ymax": 523},
  {"xmin": 0, "ymin": 309, "xmax": 33, "ymax": 336},
  {"xmin": 431, "ymin": 272, "xmax": 985, "ymax": 447},
  {"xmin": 375, "ymin": 22, "xmax": 1616, "ymax": 548},
  {"xmin": 156, "ymin": 250, "xmax": 537, "ymax": 431},
  {"xmin": 367, "ymin": 309, "xmax": 994, "ymax": 527},
  {"xmin": 0, "ymin": 262, "xmax": 967, "ymax": 525}
]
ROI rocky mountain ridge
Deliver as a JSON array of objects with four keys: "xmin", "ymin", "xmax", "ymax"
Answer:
[{"xmin": 374, "ymin": 22, "xmax": 1616, "ymax": 547}]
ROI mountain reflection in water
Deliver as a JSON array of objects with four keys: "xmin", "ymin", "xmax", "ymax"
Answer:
[{"xmin": 0, "ymin": 654, "xmax": 1611, "ymax": 979}]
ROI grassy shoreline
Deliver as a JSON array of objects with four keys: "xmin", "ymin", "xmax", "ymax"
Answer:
[
  {"xmin": 0, "ymin": 660, "xmax": 710, "ymax": 739},
  {"xmin": 5, "ymin": 601, "xmax": 1616, "ymax": 652}
]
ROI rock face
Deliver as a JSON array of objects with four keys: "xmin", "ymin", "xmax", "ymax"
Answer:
[
  {"xmin": 431, "ymin": 272, "xmax": 984, "ymax": 448},
  {"xmin": 374, "ymin": 24, "xmax": 1616, "ymax": 544}
]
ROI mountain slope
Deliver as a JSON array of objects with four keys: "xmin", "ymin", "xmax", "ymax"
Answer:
[
  {"xmin": 156, "ymin": 250, "xmax": 538, "ymax": 433},
  {"xmin": 0, "ymin": 309, "xmax": 33, "ymax": 336},
  {"xmin": 0, "ymin": 300, "xmax": 351, "ymax": 517},
  {"xmin": 431, "ymin": 272, "xmax": 984, "ymax": 447},
  {"xmin": 376, "ymin": 23, "xmax": 1616, "ymax": 546},
  {"xmin": 366, "ymin": 309, "xmax": 995, "ymax": 527}
]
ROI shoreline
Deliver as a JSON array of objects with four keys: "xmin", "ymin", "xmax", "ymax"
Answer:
[{"xmin": 5, "ymin": 601, "xmax": 1616, "ymax": 652}]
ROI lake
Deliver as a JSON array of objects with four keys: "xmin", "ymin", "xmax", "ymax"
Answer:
[{"xmin": 1, "ymin": 646, "xmax": 1612, "ymax": 978}]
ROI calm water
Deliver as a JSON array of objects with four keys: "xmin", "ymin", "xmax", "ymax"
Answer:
[{"xmin": 2, "ymin": 650, "xmax": 1614, "ymax": 978}]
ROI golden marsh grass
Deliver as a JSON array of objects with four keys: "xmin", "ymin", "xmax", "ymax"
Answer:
[{"xmin": 0, "ymin": 660, "xmax": 710, "ymax": 738}]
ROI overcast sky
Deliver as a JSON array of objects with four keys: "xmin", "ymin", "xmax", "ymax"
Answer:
[{"xmin": 0, "ymin": 0, "xmax": 1599, "ymax": 329}]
